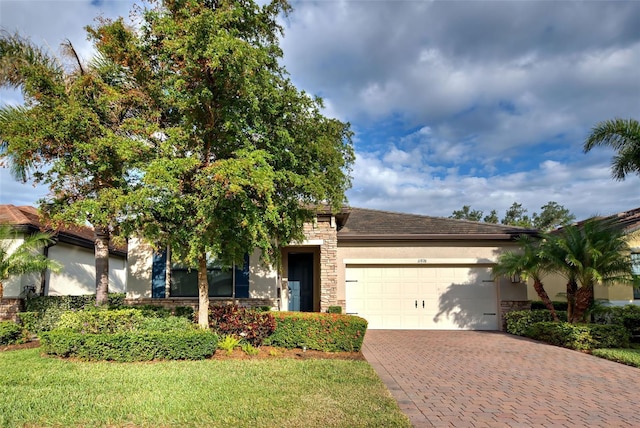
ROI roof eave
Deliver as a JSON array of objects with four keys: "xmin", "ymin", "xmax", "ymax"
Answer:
[{"xmin": 338, "ymin": 232, "xmax": 536, "ymax": 242}]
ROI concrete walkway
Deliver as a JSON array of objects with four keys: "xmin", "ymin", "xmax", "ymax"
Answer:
[{"xmin": 362, "ymin": 330, "xmax": 640, "ymax": 427}]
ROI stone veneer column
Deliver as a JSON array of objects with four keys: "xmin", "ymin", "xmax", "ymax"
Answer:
[{"xmin": 302, "ymin": 216, "xmax": 338, "ymax": 312}]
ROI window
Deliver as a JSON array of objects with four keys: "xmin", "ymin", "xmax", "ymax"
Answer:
[
  {"xmin": 632, "ymin": 253, "xmax": 640, "ymax": 300},
  {"xmin": 152, "ymin": 252, "xmax": 249, "ymax": 298}
]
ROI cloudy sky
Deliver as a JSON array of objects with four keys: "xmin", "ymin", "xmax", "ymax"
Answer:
[{"xmin": 1, "ymin": 0, "xmax": 639, "ymax": 222}]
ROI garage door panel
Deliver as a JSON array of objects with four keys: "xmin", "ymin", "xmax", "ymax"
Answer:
[{"xmin": 346, "ymin": 266, "xmax": 498, "ymax": 330}]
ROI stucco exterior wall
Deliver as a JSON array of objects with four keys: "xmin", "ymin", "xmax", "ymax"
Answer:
[{"xmin": 2, "ymin": 236, "xmax": 125, "ymax": 298}]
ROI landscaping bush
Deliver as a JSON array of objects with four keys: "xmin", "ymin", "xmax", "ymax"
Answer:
[
  {"xmin": 0, "ymin": 321, "xmax": 26, "ymax": 345},
  {"xmin": 525, "ymin": 322, "xmax": 629, "ymax": 351},
  {"xmin": 591, "ymin": 305, "xmax": 640, "ymax": 338},
  {"xmin": 263, "ymin": 312, "xmax": 368, "ymax": 352},
  {"xmin": 56, "ymin": 309, "xmax": 146, "ymax": 334},
  {"xmin": 174, "ymin": 306, "xmax": 195, "ymax": 319},
  {"xmin": 209, "ymin": 304, "xmax": 276, "ymax": 346},
  {"xmin": 125, "ymin": 304, "xmax": 173, "ymax": 318},
  {"xmin": 592, "ymin": 348, "xmax": 640, "ymax": 368},
  {"xmin": 16, "ymin": 312, "xmax": 39, "ymax": 333},
  {"xmin": 530, "ymin": 301, "xmax": 568, "ymax": 311},
  {"xmin": 139, "ymin": 316, "xmax": 196, "ymax": 332},
  {"xmin": 327, "ymin": 306, "xmax": 342, "ymax": 314},
  {"xmin": 41, "ymin": 329, "xmax": 218, "ymax": 361},
  {"xmin": 22, "ymin": 293, "xmax": 126, "ymax": 333},
  {"xmin": 504, "ymin": 310, "xmax": 567, "ymax": 336}
]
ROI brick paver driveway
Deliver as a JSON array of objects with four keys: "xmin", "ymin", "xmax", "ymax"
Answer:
[{"xmin": 363, "ymin": 330, "xmax": 640, "ymax": 427}]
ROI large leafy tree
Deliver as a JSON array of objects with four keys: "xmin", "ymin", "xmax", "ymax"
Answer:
[
  {"xmin": 492, "ymin": 235, "xmax": 559, "ymax": 321},
  {"xmin": 91, "ymin": 0, "xmax": 354, "ymax": 327},
  {"xmin": 449, "ymin": 201, "xmax": 574, "ymax": 231},
  {"xmin": 545, "ymin": 218, "xmax": 634, "ymax": 323},
  {"xmin": 584, "ymin": 118, "xmax": 640, "ymax": 180},
  {"xmin": 531, "ymin": 201, "xmax": 575, "ymax": 232},
  {"xmin": 0, "ymin": 224, "xmax": 62, "ymax": 299},
  {"xmin": 0, "ymin": 34, "xmax": 156, "ymax": 305}
]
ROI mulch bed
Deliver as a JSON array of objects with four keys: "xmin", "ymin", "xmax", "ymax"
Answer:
[{"xmin": 0, "ymin": 340, "xmax": 365, "ymax": 361}]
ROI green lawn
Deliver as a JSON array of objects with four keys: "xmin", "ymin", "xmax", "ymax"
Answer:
[
  {"xmin": 592, "ymin": 347, "xmax": 640, "ymax": 368},
  {"xmin": 0, "ymin": 348, "xmax": 410, "ymax": 428}
]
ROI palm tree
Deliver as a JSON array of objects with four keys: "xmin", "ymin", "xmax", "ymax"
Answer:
[
  {"xmin": 492, "ymin": 235, "xmax": 559, "ymax": 321},
  {"xmin": 0, "ymin": 33, "xmax": 154, "ymax": 305},
  {"xmin": 584, "ymin": 118, "xmax": 640, "ymax": 180},
  {"xmin": 0, "ymin": 224, "xmax": 62, "ymax": 300},
  {"xmin": 546, "ymin": 218, "xmax": 634, "ymax": 323}
]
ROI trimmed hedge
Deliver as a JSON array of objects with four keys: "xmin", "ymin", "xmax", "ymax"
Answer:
[
  {"xmin": 0, "ymin": 321, "xmax": 26, "ymax": 346},
  {"xmin": 504, "ymin": 310, "xmax": 568, "ymax": 336},
  {"xmin": 530, "ymin": 301, "xmax": 568, "ymax": 311},
  {"xmin": 40, "ymin": 329, "xmax": 218, "ymax": 361},
  {"xmin": 525, "ymin": 322, "xmax": 629, "ymax": 351},
  {"xmin": 21, "ymin": 294, "xmax": 126, "ymax": 333},
  {"xmin": 57, "ymin": 309, "xmax": 146, "ymax": 334},
  {"xmin": 591, "ymin": 305, "xmax": 640, "ymax": 337},
  {"xmin": 264, "ymin": 312, "xmax": 367, "ymax": 352}
]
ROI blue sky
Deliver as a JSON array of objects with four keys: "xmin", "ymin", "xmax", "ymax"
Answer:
[{"xmin": 1, "ymin": 0, "xmax": 639, "ymax": 221}]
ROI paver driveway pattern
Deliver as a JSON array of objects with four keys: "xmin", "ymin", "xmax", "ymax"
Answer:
[{"xmin": 363, "ymin": 330, "xmax": 640, "ymax": 427}]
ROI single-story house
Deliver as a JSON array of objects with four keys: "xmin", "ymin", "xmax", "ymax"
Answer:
[
  {"xmin": 0, "ymin": 205, "xmax": 127, "ymax": 298},
  {"xmin": 526, "ymin": 207, "xmax": 640, "ymax": 306},
  {"xmin": 128, "ymin": 207, "xmax": 537, "ymax": 330}
]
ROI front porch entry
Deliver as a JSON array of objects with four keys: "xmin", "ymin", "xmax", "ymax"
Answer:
[{"xmin": 285, "ymin": 250, "xmax": 319, "ymax": 312}]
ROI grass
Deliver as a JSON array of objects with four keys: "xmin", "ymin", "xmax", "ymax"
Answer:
[
  {"xmin": 592, "ymin": 347, "xmax": 640, "ymax": 368},
  {"xmin": 0, "ymin": 348, "xmax": 410, "ymax": 428}
]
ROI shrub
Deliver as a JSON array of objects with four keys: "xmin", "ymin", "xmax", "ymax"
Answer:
[
  {"xmin": 40, "ymin": 329, "xmax": 218, "ymax": 361},
  {"xmin": 16, "ymin": 312, "xmax": 39, "ymax": 333},
  {"xmin": 218, "ymin": 335, "xmax": 242, "ymax": 355},
  {"xmin": 174, "ymin": 306, "xmax": 195, "ymax": 319},
  {"xmin": 592, "ymin": 305, "xmax": 640, "ymax": 337},
  {"xmin": 139, "ymin": 316, "xmax": 196, "ymax": 332},
  {"xmin": 22, "ymin": 293, "xmax": 126, "ymax": 333},
  {"xmin": 327, "ymin": 306, "xmax": 342, "ymax": 314},
  {"xmin": 525, "ymin": 322, "xmax": 629, "ymax": 351},
  {"xmin": 530, "ymin": 301, "xmax": 568, "ymax": 311},
  {"xmin": 592, "ymin": 348, "xmax": 640, "ymax": 368},
  {"xmin": 126, "ymin": 305, "xmax": 173, "ymax": 318},
  {"xmin": 0, "ymin": 321, "xmax": 26, "ymax": 345},
  {"xmin": 209, "ymin": 304, "xmax": 276, "ymax": 346},
  {"xmin": 56, "ymin": 309, "xmax": 146, "ymax": 334},
  {"xmin": 263, "ymin": 312, "xmax": 368, "ymax": 352},
  {"xmin": 504, "ymin": 310, "xmax": 567, "ymax": 336}
]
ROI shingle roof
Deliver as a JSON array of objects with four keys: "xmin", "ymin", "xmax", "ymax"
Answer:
[
  {"xmin": 610, "ymin": 207, "xmax": 640, "ymax": 234},
  {"xmin": 0, "ymin": 205, "xmax": 126, "ymax": 256},
  {"xmin": 338, "ymin": 207, "xmax": 537, "ymax": 241}
]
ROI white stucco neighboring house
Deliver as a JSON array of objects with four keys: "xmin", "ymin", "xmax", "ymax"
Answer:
[{"xmin": 0, "ymin": 205, "xmax": 127, "ymax": 298}]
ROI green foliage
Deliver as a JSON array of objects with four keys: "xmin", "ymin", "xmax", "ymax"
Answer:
[
  {"xmin": 21, "ymin": 294, "xmax": 126, "ymax": 333},
  {"xmin": 532, "ymin": 201, "xmax": 576, "ymax": 231},
  {"xmin": 327, "ymin": 306, "xmax": 343, "ymax": 314},
  {"xmin": 0, "ymin": 321, "xmax": 25, "ymax": 345},
  {"xmin": 241, "ymin": 342, "xmax": 260, "ymax": 355},
  {"xmin": 218, "ymin": 334, "xmax": 242, "ymax": 355},
  {"xmin": 174, "ymin": 306, "xmax": 195, "ymax": 319},
  {"xmin": 125, "ymin": 304, "xmax": 173, "ymax": 318},
  {"xmin": 504, "ymin": 310, "xmax": 568, "ymax": 336},
  {"xmin": 530, "ymin": 301, "xmax": 569, "ymax": 311},
  {"xmin": 501, "ymin": 202, "xmax": 532, "ymax": 228},
  {"xmin": 264, "ymin": 312, "xmax": 368, "ymax": 352},
  {"xmin": 584, "ymin": 118, "xmax": 640, "ymax": 181},
  {"xmin": 56, "ymin": 309, "xmax": 145, "ymax": 334},
  {"xmin": 0, "ymin": 225, "xmax": 62, "ymax": 298},
  {"xmin": 16, "ymin": 312, "xmax": 39, "ymax": 333},
  {"xmin": 209, "ymin": 304, "xmax": 276, "ymax": 346},
  {"xmin": 40, "ymin": 330, "xmax": 218, "ymax": 361},
  {"xmin": 449, "ymin": 205, "xmax": 483, "ymax": 222},
  {"xmin": 525, "ymin": 322, "xmax": 629, "ymax": 350},
  {"xmin": 592, "ymin": 348, "xmax": 640, "ymax": 368},
  {"xmin": 139, "ymin": 316, "xmax": 196, "ymax": 332},
  {"xmin": 591, "ymin": 304, "xmax": 640, "ymax": 337}
]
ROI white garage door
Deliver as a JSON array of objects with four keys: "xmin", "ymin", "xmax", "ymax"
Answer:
[{"xmin": 346, "ymin": 265, "xmax": 498, "ymax": 330}]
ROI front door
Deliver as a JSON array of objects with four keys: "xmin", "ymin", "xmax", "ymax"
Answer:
[{"xmin": 288, "ymin": 253, "xmax": 314, "ymax": 312}]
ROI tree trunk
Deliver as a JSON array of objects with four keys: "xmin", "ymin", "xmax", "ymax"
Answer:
[
  {"xmin": 0, "ymin": 281, "xmax": 3, "ymax": 301},
  {"xmin": 95, "ymin": 226, "xmax": 110, "ymax": 306},
  {"xmin": 566, "ymin": 278, "xmax": 577, "ymax": 322},
  {"xmin": 572, "ymin": 284, "xmax": 594, "ymax": 323},
  {"xmin": 197, "ymin": 253, "xmax": 210, "ymax": 329},
  {"xmin": 532, "ymin": 279, "xmax": 558, "ymax": 321}
]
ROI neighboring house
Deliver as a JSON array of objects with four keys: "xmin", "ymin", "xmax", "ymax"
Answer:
[
  {"xmin": 0, "ymin": 205, "xmax": 127, "ymax": 298},
  {"xmin": 526, "ymin": 207, "xmax": 640, "ymax": 306},
  {"xmin": 128, "ymin": 207, "xmax": 536, "ymax": 330}
]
